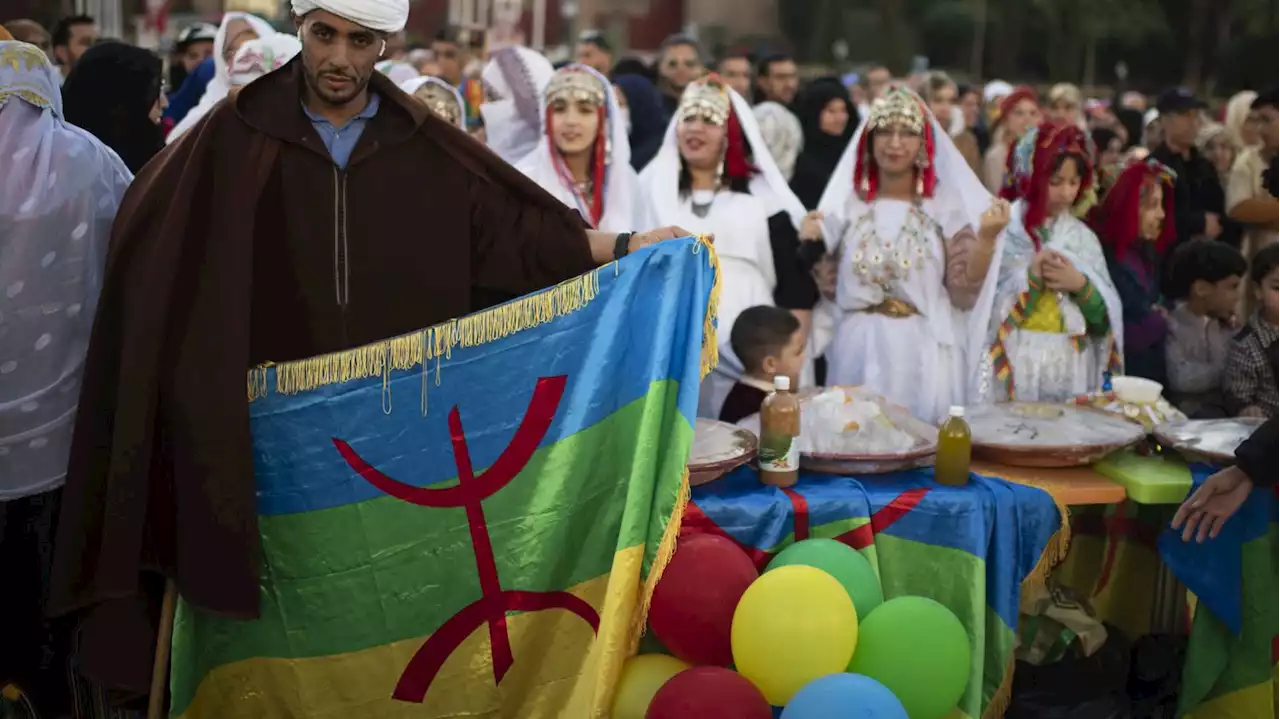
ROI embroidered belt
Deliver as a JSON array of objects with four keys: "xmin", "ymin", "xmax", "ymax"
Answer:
[{"xmin": 860, "ymin": 298, "xmax": 920, "ymax": 318}]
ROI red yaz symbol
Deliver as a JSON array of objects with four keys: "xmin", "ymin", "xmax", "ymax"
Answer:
[{"xmin": 333, "ymin": 375, "xmax": 600, "ymax": 703}]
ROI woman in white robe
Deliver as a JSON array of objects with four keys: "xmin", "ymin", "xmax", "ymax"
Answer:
[
  {"xmin": 971, "ymin": 122, "xmax": 1124, "ymax": 403},
  {"xmin": 480, "ymin": 46, "xmax": 554, "ymax": 166},
  {"xmin": 817, "ymin": 87, "xmax": 1007, "ymax": 423},
  {"xmin": 638, "ymin": 75, "xmax": 814, "ymax": 418},
  {"xmin": 399, "ymin": 75, "xmax": 466, "ymax": 130},
  {"xmin": 167, "ymin": 12, "xmax": 275, "ymax": 143},
  {"xmin": 516, "ymin": 65, "xmax": 638, "ymax": 232}
]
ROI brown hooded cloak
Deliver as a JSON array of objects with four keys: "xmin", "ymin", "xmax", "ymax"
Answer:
[{"xmin": 48, "ymin": 58, "xmax": 597, "ymax": 692}]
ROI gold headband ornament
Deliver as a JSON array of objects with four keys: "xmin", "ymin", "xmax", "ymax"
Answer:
[
  {"xmin": 545, "ymin": 69, "xmax": 607, "ymax": 108},
  {"xmin": 867, "ymin": 89, "xmax": 925, "ymax": 135},
  {"xmin": 677, "ymin": 79, "xmax": 732, "ymax": 127},
  {"xmin": 413, "ymin": 82, "xmax": 463, "ymax": 127}
]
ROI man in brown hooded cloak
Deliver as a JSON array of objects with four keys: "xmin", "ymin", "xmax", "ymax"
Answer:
[{"xmin": 48, "ymin": 1, "xmax": 682, "ymax": 695}]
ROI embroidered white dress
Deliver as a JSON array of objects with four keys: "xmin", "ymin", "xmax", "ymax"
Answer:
[
  {"xmin": 648, "ymin": 190, "xmax": 775, "ymax": 418},
  {"xmin": 828, "ymin": 198, "xmax": 968, "ymax": 424},
  {"xmin": 971, "ymin": 202, "xmax": 1124, "ymax": 403}
]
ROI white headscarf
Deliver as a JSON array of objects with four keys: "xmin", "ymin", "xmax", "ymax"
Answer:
[
  {"xmin": 480, "ymin": 46, "xmax": 555, "ymax": 165},
  {"xmin": 291, "ymin": 0, "xmax": 408, "ymax": 33},
  {"xmin": 816, "ymin": 88, "xmax": 998, "ymax": 400},
  {"xmin": 515, "ymin": 65, "xmax": 638, "ymax": 232},
  {"xmin": 0, "ymin": 41, "xmax": 132, "ymax": 500},
  {"xmin": 753, "ymin": 101, "xmax": 803, "ymax": 180},
  {"xmin": 639, "ymin": 81, "xmax": 808, "ymax": 231},
  {"xmin": 376, "ymin": 59, "xmax": 419, "ymax": 85},
  {"xmin": 228, "ymin": 33, "xmax": 301, "ymax": 87},
  {"xmin": 167, "ymin": 12, "xmax": 276, "ymax": 144},
  {"xmin": 398, "ymin": 75, "xmax": 466, "ymax": 129}
]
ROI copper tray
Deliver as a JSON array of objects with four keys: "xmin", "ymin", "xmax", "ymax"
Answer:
[
  {"xmin": 968, "ymin": 402, "xmax": 1146, "ymax": 468},
  {"xmin": 738, "ymin": 387, "xmax": 938, "ymax": 475},
  {"xmin": 1154, "ymin": 417, "xmax": 1267, "ymax": 464},
  {"xmin": 688, "ymin": 418, "xmax": 757, "ymax": 486}
]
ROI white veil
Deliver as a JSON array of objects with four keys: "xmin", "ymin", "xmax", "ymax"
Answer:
[
  {"xmin": 514, "ymin": 64, "xmax": 638, "ymax": 232},
  {"xmin": 816, "ymin": 91, "xmax": 1001, "ymax": 404},
  {"xmin": 0, "ymin": 41, "xmax": 133, "ymax": 498},
  {"xmin": 167, "ymin": 12, "xmax": 276, "ymax": 144},
  {"xmin": 481, "ymin": 46, "xmax": 555, "ymax": 165},
  {"xmin": 398, "ymin": 75, "xmax": 467, "ymax": 130}
]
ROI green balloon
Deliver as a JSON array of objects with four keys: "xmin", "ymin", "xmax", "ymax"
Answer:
[
  {"xmin": 768, "ymin": 538, "xmax": 884, "ymax": 619},
  {"xmin": 847, "ymin": 596, "xmax": 972, "ymax": 719}
]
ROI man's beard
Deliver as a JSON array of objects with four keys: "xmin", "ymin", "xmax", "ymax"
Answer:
[{"xmin": 306, "ymin": 68, "xmax": 368, "ymax": 106}]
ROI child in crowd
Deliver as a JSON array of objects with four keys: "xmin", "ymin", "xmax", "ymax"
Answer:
[
  {"xmin": 1164, "ymin": 240, "xmax": 1247, "ymax": 416},
  {"xmin": 720, "ymin": 306, "xmax": 806, "ymax": 424},
  {"xmin": 1223, "ymin": 244, "xmax": 1279, "ymax": 419},
  {"xmin": 976, "ymin": 122, "xmax": 1123, "ymax": 404},
  {"xmin": 1093, "ymin": 158, "xmax": 1177, "ymax": 386}
]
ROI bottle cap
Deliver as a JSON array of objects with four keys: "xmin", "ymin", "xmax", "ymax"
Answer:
[
  {"xmin": 773, "ymin": 375, "xmax": 791, "ymax": 391},
  {"xmin": 949, "ymin": 405, "xmax": 965, "ymax": 418}
]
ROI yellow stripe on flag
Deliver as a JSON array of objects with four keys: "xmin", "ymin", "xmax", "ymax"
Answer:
[
  {"xmin": 178, "ymin": 546, "xmax": 645, "ymax": 719},
  {"xmin": 1184, "ymin": 676, "xmax": 1279, "ymax": 719}
]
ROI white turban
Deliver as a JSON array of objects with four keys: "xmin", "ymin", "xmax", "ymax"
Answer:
[{"xmin": 291, "ymin": 0, "xmax": 408, "ymax": 33}]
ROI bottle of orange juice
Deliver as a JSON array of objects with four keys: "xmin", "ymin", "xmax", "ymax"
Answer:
[
  {"xmin": 759, "ymin": 375, "xmax": 800, "ymax": 488},
  {"xmin": 935, "ymin": 406, "xmax": 971, "ymax": 487}
]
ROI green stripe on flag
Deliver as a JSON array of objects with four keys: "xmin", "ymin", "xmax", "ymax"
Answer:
[
  {"xmin": 1179, "ymin": 527, "xmax": 1278, "ymax": 715},
  {"xmin": 854, "ymin": 532, "xmax": 1013, "ymax": 718},
  {"xmin": 171, "ymin": 379, "xmax": 688, "ymax": 716}
]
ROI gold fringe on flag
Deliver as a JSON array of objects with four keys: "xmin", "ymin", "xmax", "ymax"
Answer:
[
  {"xmin": 629, "ymin": 469, "xmax": 692, "ymax": 654},
  {"xmin": 694, "ymin": 234, "xmax": 721, "ymax": 381},
  {"xmin": 983, "ymin": 500, "xmax": 1073, "ymax": 719},
  {"xmin": 247, "ymin": 268, "xmax": 602, "ymax": 400}
]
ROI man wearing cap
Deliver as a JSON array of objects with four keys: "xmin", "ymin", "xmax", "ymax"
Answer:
[
  {"xmin": 169, "ymin": 21, "xmax": 217, "ymax": 90},
  {"xmin": 48, "ymin": 0, "xmax": 688, "ymax": 696},
  {"xmin": 574, "ymin": 29, "xmax": 613, "ymax": 76},
  {"xmin": 1152, "ymin": 87, "xmax": 1225, "ymax": 254}
]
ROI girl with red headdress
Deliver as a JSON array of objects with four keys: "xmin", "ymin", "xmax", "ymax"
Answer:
[
  {"xmin": 973, "ymin": 121, "xmax": 1124, "ymax": 403},
  {"xmin": 1091, "ymin": 157, "xmax": 1178, "ymax": 385},
  {"xmin": 816, "ymin": 87, "xmax": 1008, "ymax": 423},
  {"xmin": 638, "ymin": 75, "xmax": 821, "ymax": 418},
  {"xmin": 982, "ymin": 86, "xmax": 1040, "ymax": 193},
  {"xmin": 516, "ymin": 64, "xmax": 639, "ymax": 232}
]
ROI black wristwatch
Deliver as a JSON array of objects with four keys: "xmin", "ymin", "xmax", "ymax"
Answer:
[{"xmin": 614, "ymin": 232, "xmax": 633, "ymax": 261}]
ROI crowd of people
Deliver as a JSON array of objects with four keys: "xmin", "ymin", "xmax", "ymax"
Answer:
[{"xmin": 2, "ymin": 3, "xmax": 1278, "ymax": 717}]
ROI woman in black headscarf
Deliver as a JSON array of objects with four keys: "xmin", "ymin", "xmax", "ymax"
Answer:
[
  {"xmin": 63, "ymin": 41, "xmax": 166, "ymax": 173},
  {"xmin": 790, "ymin": 77, "xmax": 860, "ymax": 209}
]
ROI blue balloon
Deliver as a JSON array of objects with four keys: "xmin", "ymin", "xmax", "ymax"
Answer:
[{"xmin": 781, "ymin": 673, "xmax": 909, "ymax": 719}]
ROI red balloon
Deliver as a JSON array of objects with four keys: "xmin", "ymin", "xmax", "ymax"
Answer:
[
  {"xmin": 646, "ymin": 667, "xmax": 772, "ymax": 719},
  {"xmin": 648, "ymin": 534, "xmax": 758, "ymax": 666}
]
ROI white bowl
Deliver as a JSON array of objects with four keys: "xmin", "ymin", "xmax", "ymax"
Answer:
[{"xmin": 1111, "ymin": 376, "xmax": 1163, "ymax": 404}]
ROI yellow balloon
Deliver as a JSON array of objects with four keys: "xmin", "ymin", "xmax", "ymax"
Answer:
[
  {"xmin": 611, "ymin": 654, "xmax": 691, "ymax": 719},
  {"xmin": 731, "ymin": 565, "xmax": 858, "ymax": 705}
]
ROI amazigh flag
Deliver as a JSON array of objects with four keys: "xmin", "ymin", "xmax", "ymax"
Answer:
[
  {"xmin": 684, "ymin": 469, "xmax": 1064, "ymax": 718},
  {"xmin": 1159, "ymin": 470, "xmax": 1278, "ymax": 718},
  {"xmin": 169, "ymin": 238, "xmax": 719, "ymax": 718}
]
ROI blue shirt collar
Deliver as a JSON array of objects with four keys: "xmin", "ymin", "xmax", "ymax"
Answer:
[{"xmin": 301, "ymin": 92, "xmax": 381, "ymax": 128}]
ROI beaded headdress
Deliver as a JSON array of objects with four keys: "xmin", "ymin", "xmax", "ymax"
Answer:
[
  {"xmin": 413, "ymin": 82, "xmax": 464, "ymax": 127},
  {"xmin": 865, "ymin": 88, "xmax": 926, "ymax": 135},
  {"xmin": 852, "ymin": 87, "xmax": 936, "ymax": 199},
  {"xmin": 677, "ymin": 77, "xmax": 732, "ymax": 127},
  {"xmin": 544, "ymin": 68, "xmax": 607, "ymax": 107}
]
